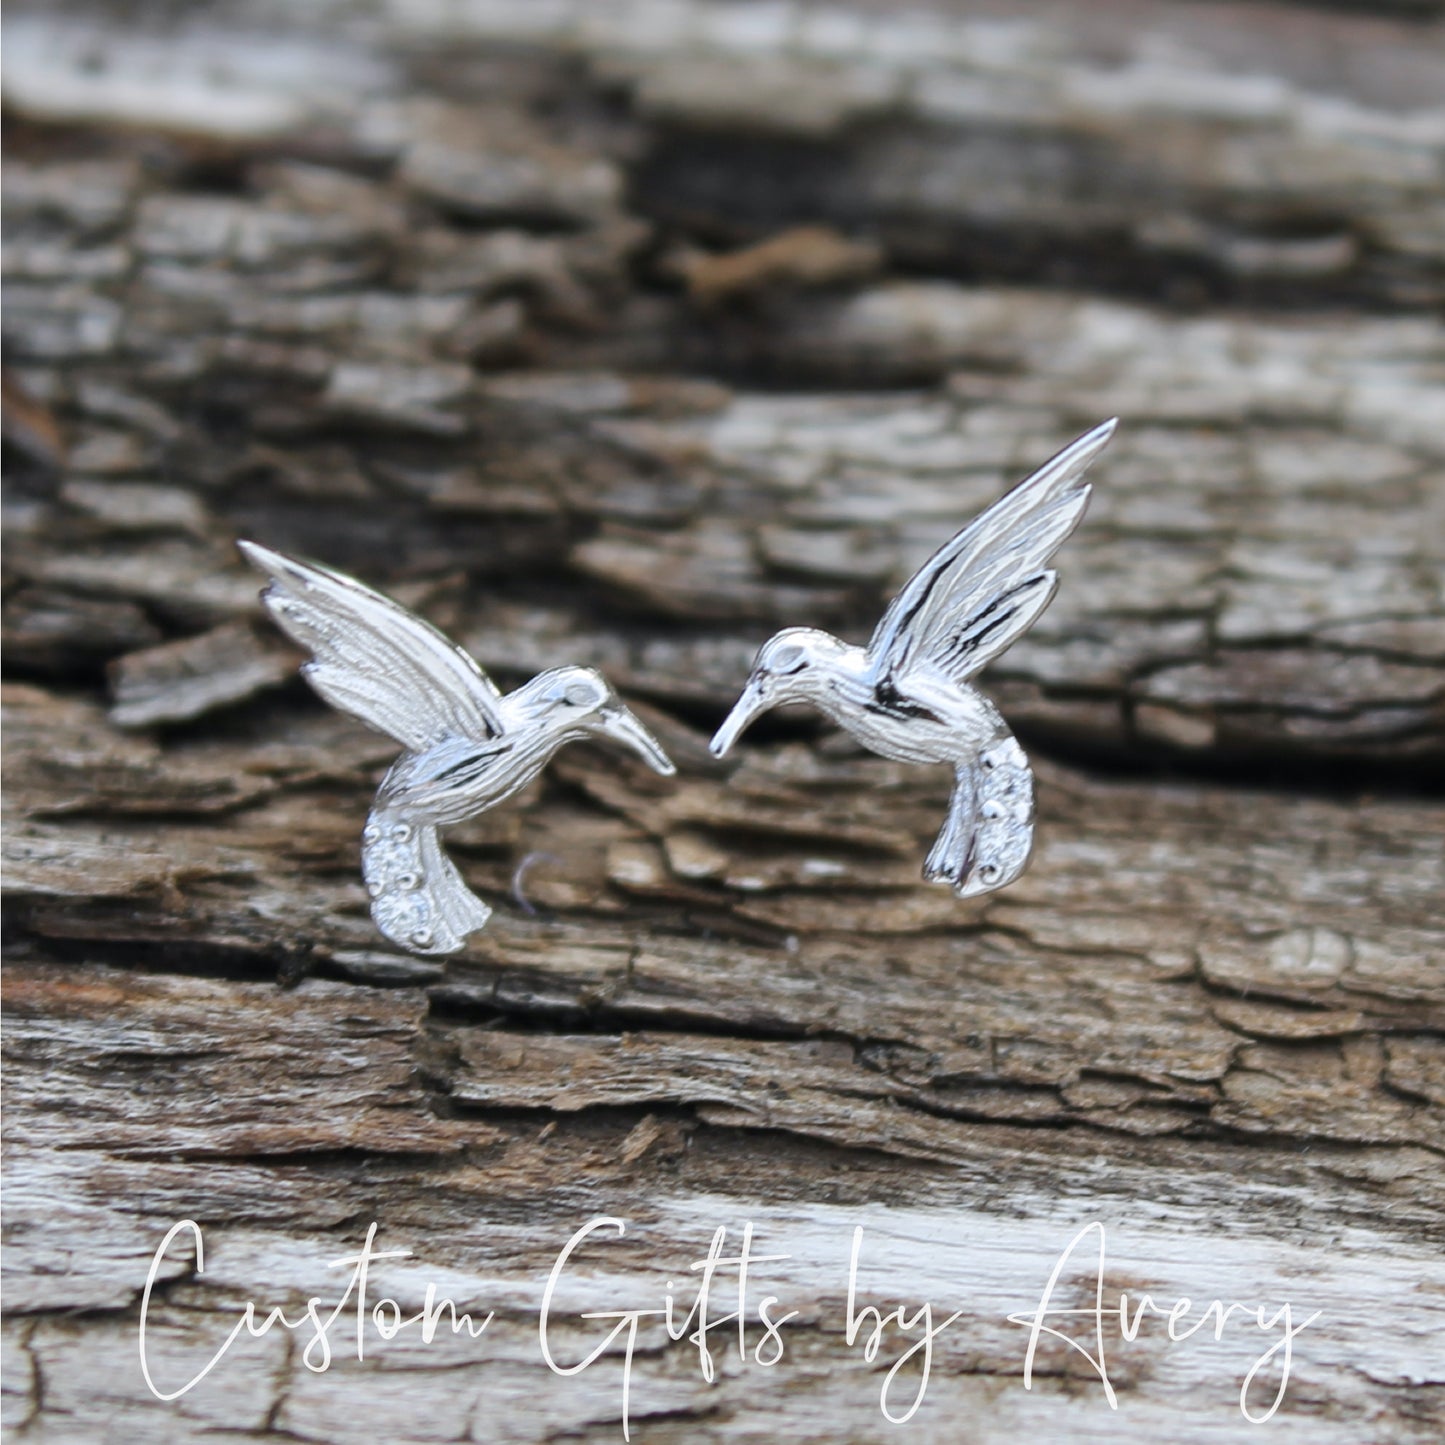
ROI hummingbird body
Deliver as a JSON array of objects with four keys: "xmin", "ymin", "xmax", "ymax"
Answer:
[
  {"xmin": 710, "ymin": 421, "xmax": 1117, "ymax": 899},
  {"xmin": 241, "ymin": 542, "xmax": 675, "ymax": 955},
  {"xmin": 777, "ymin": 640, "xmax": 1005, "ymax": 764}
]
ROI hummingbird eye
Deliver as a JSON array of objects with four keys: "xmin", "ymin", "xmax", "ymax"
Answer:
[
  {"xmin": 768, "ymin": 643, "xmax": 806, "ymax": 674},
  {"xmin": 563, "ymin": 682, "xmax": 595, "ymax": 708}
]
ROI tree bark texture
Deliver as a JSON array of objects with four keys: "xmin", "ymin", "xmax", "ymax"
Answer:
[{"xmin": 2, "ymin": 2, "xmax": 1443, "ymax": 1442}]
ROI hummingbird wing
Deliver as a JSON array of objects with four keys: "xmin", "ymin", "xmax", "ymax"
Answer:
[
  {"xmin": 239, "ymin": 541, "xmax": 504, "ymax": 751},
  {"xmin": 865, "ymin": 420, "xmax": 1114, "ymax": 687}
]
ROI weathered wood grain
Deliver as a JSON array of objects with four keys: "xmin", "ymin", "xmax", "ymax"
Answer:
[
  {"xmin": 6, "ymin": 682, "xmax": 1443, "ymax": 1148},
  {"xmin": 5, "ymin": 118, "xmax": 1443, "ymax": 762},
  {"xmin": 3, "ymin": 0, "xmax": 1443, "ymax": 1441},
  {"xmin": 4, "ymin": 949, "xmax": 1444, "ymax": 1442}
]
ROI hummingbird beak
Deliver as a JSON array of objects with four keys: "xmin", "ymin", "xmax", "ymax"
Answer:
[
  {"xmin": 709, "ymin": 674, "xmax": 769, "ymax": 758},
  {"xmin": 596, "ymin": 704, "xmax": 676, "ymax": 776}
]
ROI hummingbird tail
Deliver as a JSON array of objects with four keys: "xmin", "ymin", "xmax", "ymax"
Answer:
[
  {"xmin": 923, "ymin": 765, "xmax": 976, "ymax": 886},
  {"xmin": 362, "ymin": 808, "xmax": 492, "ymax": 955},
  {"xmin": 924, "ymin": 740, "xmax": 1036, "ymax": 899}
]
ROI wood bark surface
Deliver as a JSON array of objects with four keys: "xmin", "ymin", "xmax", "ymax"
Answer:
[{"xmin": 2, "ymin": 2, "xmax": 1443, "ymax": 1442}]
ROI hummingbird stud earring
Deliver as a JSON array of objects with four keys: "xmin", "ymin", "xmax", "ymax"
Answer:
[
  {"xmin": 240, "ymin": 543, "xmax": 677, "ymax": 955},
  {"xmin": 710, "ymin": 419, "xmax": 1116, "ymax": 899}
]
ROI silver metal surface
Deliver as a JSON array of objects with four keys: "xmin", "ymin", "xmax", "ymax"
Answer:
[
  {"xmin": 240, "ymin": 542, "xmax": 676, "ymax": 955},
  {"xmin": 710, "ymin": 419, "xmax": 1117, "ymax": 899}
]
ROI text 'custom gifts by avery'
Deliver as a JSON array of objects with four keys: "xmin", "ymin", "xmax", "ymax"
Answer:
[{"xmin": 142, "ymin": 1216, "xmax": 1319, "ymax": 1433}]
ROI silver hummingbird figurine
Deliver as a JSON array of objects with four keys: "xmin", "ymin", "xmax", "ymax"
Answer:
[
  {"xmin": 709, "ymin": 419, "xmax": 1116, "ymax": 898},
  {"xmin": 240, "ymin": 542, "xmax": 676, "ymax": 955}
]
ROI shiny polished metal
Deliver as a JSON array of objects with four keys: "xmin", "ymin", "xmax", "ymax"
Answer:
[
  {"xmin": 240, "ymin": 542, "xmax": 676, "ymax": 955},
  {"xmin": 710, "ymin": 419, "xmax": 1116, "ymax": 899}
]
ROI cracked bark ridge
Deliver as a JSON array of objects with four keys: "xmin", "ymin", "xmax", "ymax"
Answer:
[{"xmin": 2, "ymin": 0, "xmax": 1443, "ymax": 1441}]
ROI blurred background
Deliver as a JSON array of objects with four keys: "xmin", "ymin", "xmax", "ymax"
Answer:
[
  {"xmin": 4, "ymin": 8, "xmax": 1445, "ymax": 1441},
  {"xmin": 4, "ymin": 0, "xmax": 1442, "ymax": 781}
]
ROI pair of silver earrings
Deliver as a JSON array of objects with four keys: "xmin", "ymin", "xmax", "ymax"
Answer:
[{"xmin": 242, "ymin": 419, "xmax": 1115, "ymax": 956}]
